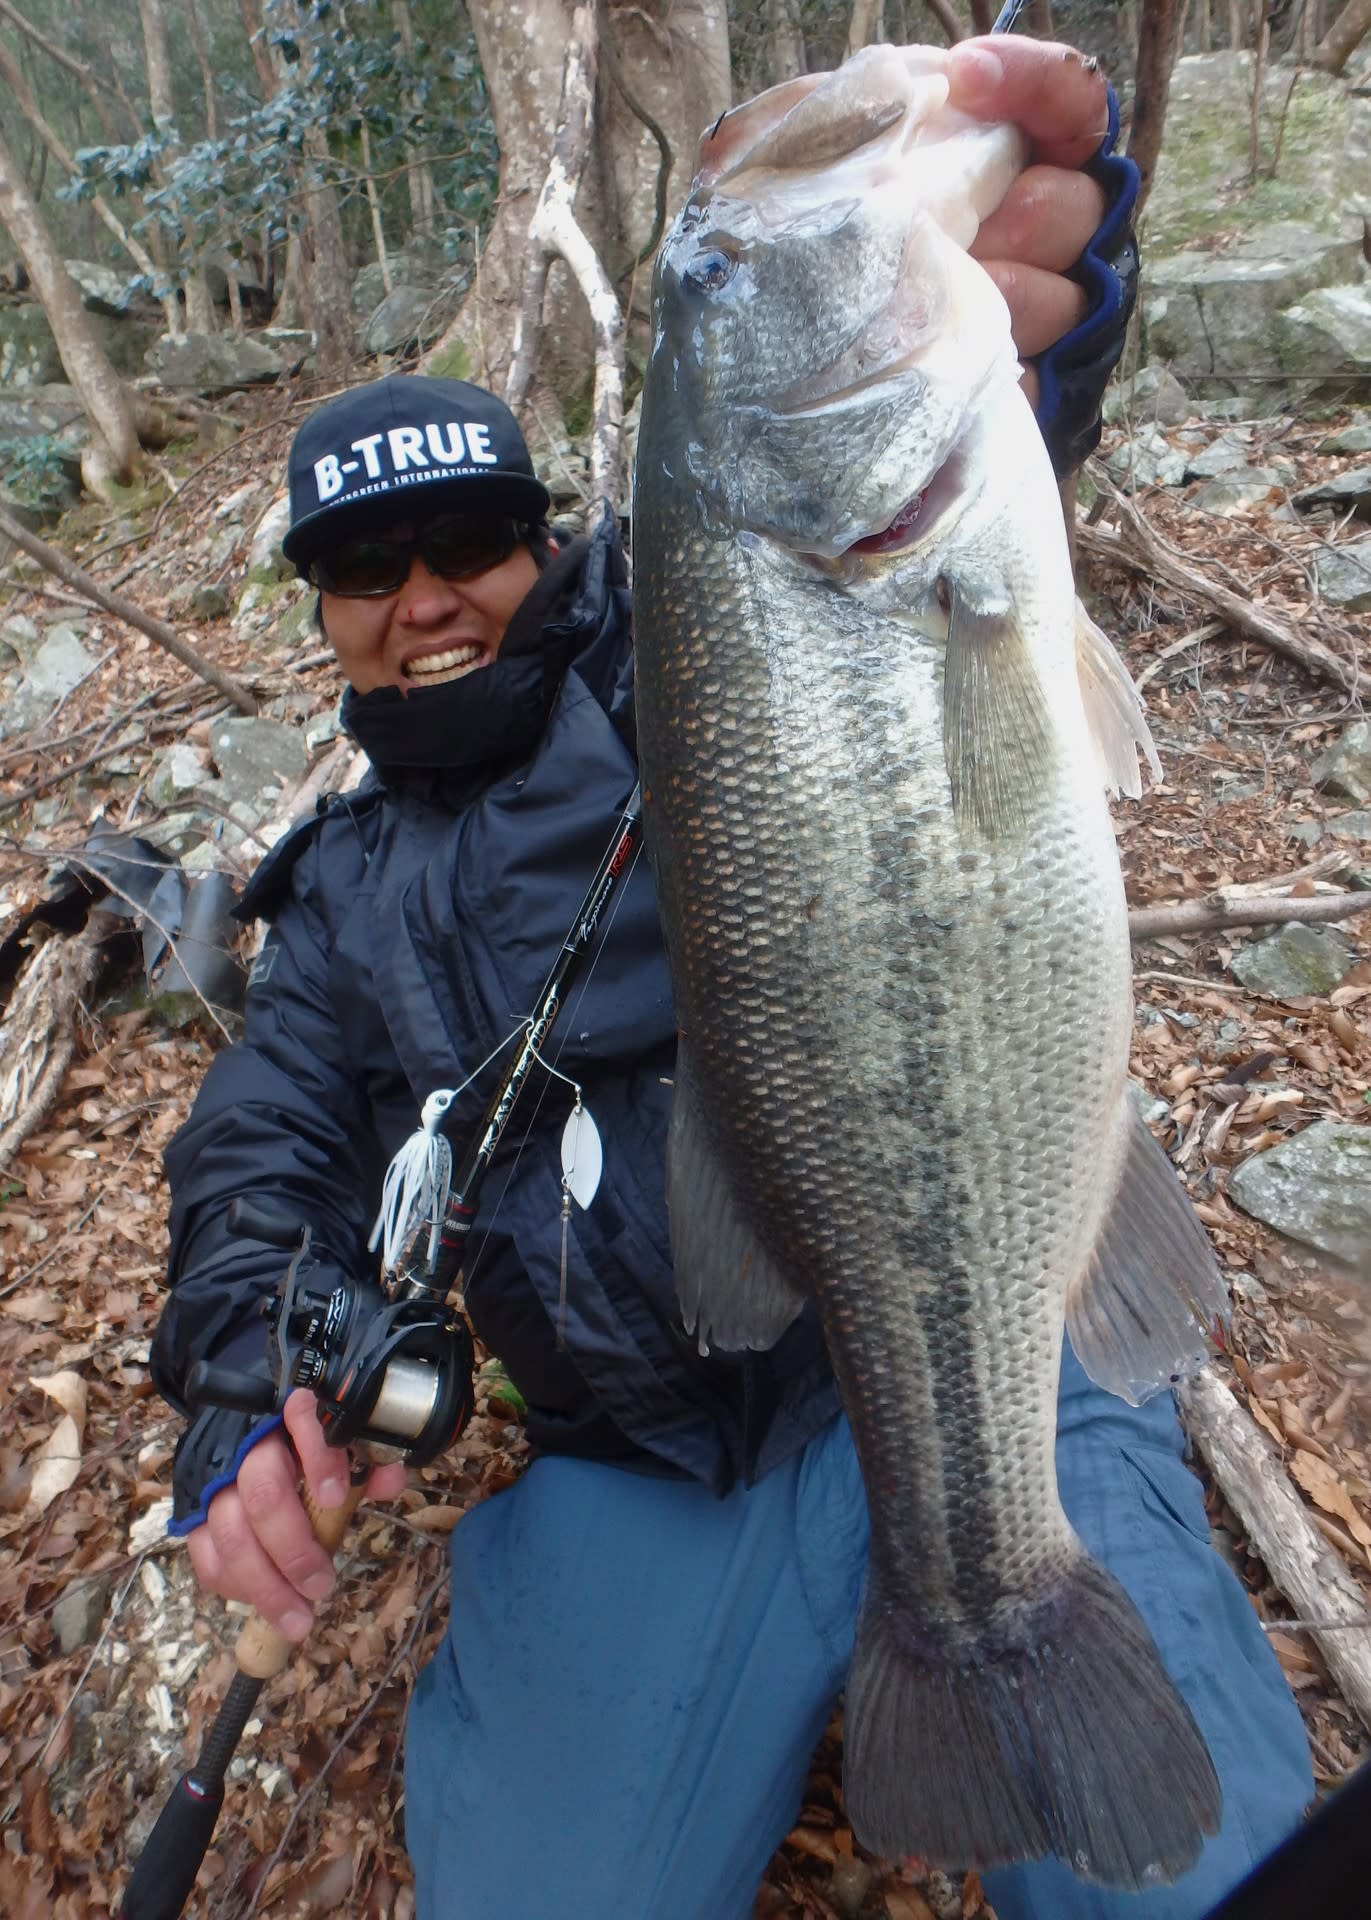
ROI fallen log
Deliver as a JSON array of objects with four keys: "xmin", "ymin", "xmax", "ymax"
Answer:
[
  {"xmin": 1130, "ymin": 889, "xmax": 1371, "ymax": 940},
  {"xmin": 0, "ymin": 504, "xmax": 258, "ymax": 716},
  {"xmin": 1176, "ymin": 1367, "xmax": 1371, "ymax": 1735}
]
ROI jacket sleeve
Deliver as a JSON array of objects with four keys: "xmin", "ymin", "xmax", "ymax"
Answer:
[{"xmin": 151, "ymin": 832, "xmax": 381, "ymax": 1528}]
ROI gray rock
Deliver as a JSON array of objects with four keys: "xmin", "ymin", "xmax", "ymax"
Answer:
[
  {"xmin": 256, "ymin": 327, "xmax": 314, "ymax": 372},
  {"xmin": 1294, "ymin": 468, "xmax": 1371, "ymax": 520},
  {"xmin": 191, "ymin": 583, "xmax": 230, "ymax": 620},
  {"xmin": 246, "ymin": 494, "xmax": 293, "ymax": 580},
  {"xmin": 0, "ymin": 302, "xmax": 65, "ymax": 385},
  {"xmin": 1130, "ymin": 1079, "xmax": 1172, "ymax": 1128},
  {"xmin": 1190, "ymin": 467, "xmax": 1288, "ymax": 515},
  {"xmin": 1279, "ymin": 286, "xmax": 1371, "ymax": 384},
  {"xmin": 1315, "ymin": 537, "xmax": 1371, "ymax": 611},
  {"xmin": 24, "ymin": 623, "xmax": 96, "ymax": 703},
  {"xmin": 1324, "ymin": 810, "xmax": 1371, "ymax": 841},
  {"xmin": 148, "ymin": 743, "xmax": 212, "ymax": 809},
  {"xmin": 0, "ymin": 611, "xmax": 41, "ymax": 663},
  {"xmin": 146, "ymin": 331, "xmax": 285, "ymax": 392},
  {"xmin": 1312, "ymin": 721, "xmax": 1371, "ymax": 803},
  {"xmin": 52, "ymin": 1577, "xmax": 111, "ymax": 1655},
  {"xmin": 1319, "ymin": 417, "xmax": 1371, "ymax": 455},
  {"xmin": 1102, "ymin": 423, "xmax": 1192, "ymax": 490},
  {"xmin": 1183, "ymin": 431, "xmax": 1254, "ymax": 478},
  {"xmin": 364, "ymin": 284, "xmax": 442, "ymax": 357},
  {"xmin": 208, "ymin": 716, "xmax": 309, "ymax": 804},
  {"xmin": 1285, "ymin": 819, "xmax": 1325, "ymax": 849},
  {"xmin": 828, "ymin": 1857, "xmax": 874, "ymax": 1918},
  {"xmin": 1229, "ymin": 922, "xmax": 1359, "ymax": 996},
  {"xmin": 1103, "ymin": 365, "xmax": 1192, "ymax": 427},
  {"xmin": 62, "ymin": 259, "xmax": 138, "ymax": 316},
  {"xmin": 1229, "ymin": 1120, "xmax": 1371, "ymax": 1269}
]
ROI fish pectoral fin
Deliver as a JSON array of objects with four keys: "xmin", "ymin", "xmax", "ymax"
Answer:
[
  {"xmin": 1067, "ymin": 1100, "xmax": 1230, "ymax": 1406},
  {"xmin": 941, "ymin": 579, "xmax": 1056, "ymax": 840},
  {"xmin": 668, "ymin": 1045, "xmax": 806, "ymax": 1355},
  {"xmin": 1074, "ymin": 600, "xmax": 1163, "ymax": 799}
]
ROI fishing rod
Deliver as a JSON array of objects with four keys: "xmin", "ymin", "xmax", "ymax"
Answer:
[{"xmin": 121, "ymin": 783, "xmax": 645, "ymax": 1920}]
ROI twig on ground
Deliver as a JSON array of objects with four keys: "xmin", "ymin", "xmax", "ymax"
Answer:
[
  {"xmin": 1082, "ymin": 485, "xmax": 1371, "ymax": 702},
  {"xmin": 0, "ymin": 506, "xmax": 259, "ymax": 714},
  {"xmin": 1129, "ymin": 889, "xmax": 1371, "ymax": 940}
]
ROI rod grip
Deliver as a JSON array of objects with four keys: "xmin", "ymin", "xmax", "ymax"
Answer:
[{"xmin": 233, "ymin": 1478, "xmax": 367, "ymax": 1680}]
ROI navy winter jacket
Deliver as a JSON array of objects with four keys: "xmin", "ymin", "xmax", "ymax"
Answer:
[{"xmin": 152, "ymin": 522, "xmax": 839, "ymax": 1524}]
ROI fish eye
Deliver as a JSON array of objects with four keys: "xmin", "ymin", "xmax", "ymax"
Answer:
[{"xmin": 683, "ymin": 247, "xmax": 737, "ymax": 295}]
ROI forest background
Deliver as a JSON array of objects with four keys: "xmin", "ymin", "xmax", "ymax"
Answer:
[{"xmin": 2, "ymin": 2, "xmax": 1371, "ymax": 1918}]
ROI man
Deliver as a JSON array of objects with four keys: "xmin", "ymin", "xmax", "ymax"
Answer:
[{"xmin": 150, "ymin": 38, "xmax": 1314, "ymax": 1920}]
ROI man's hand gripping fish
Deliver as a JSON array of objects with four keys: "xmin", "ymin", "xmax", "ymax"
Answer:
[{"xmin": 632, "ymin": 46, "xmax": 1227, "ymax": 1890}]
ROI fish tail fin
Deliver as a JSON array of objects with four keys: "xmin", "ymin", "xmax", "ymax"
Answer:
[{"xmin": 843, "ymin": 1553, "xmax": 1222, "ymax": 1888}]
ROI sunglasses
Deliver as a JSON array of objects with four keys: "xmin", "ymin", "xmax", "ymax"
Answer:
[{"xmin": 307, "ymin": 516, "xmax": 521, "ymax": 597}]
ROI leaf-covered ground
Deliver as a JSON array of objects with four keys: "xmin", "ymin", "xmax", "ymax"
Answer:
[{"xmin": 1, "ymin": 389, "xmax": 1368, "ymax": 1919}]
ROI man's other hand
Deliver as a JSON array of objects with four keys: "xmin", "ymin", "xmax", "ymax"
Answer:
[{"xmin": 948, "ymin": 35, "xmax": 1114, "ymax": 410}]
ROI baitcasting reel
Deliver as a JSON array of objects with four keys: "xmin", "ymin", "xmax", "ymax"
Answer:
[{"xmin": 186, "ymin": 1199, "xmax": 475, "ymax": 1465}]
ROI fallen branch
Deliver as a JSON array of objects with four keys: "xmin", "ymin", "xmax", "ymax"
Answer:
[
  {"xmin": 1177, "ymin": 1368, "xmax": 1371, "ymax": 1734},
  {"xmin": 0, "ymin": 504, "xmax": 259, "ymax": 715},
  {"xmin": 1080, "ymin": 485, "xmax": 1371, "ymax": 702},
  {"xmin": 0, "ymin": 920, "xmax": 105, "ymax": 1171},
  {"xmin": 1130, "ymin": 889, "xmax": 1371, "ymax": 940}
]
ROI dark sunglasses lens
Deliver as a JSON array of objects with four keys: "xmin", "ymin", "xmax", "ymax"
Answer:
[
  {"xmin": 312, "ymin": 540, "xmax": 407, "ymax": 596},
  {"xmin": 421, "ymin": 518, "xmax": 518, "ymax": 579}
]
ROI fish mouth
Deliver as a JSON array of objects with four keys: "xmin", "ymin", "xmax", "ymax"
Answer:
[{"xmin": 826, "ymin": 443, "xmax": 967, "ymax": 565}]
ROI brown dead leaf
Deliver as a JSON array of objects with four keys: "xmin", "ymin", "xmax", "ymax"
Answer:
[
  {"xmin": 1247, "ymin": 1397, "xmax": 1286, "ymax": 1447},
  {"xmin": 1290, "ymin": 1451, "xmax": 1371, "ymax": 1549},
  {"xmin": 23, "ymin": 1372, "xmax": 87, "ymax": 1517}
]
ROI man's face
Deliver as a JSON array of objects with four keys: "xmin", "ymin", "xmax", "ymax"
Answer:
[{"xmin": 312, "ymin": 515, "xmax": 543, "ymax": 694}]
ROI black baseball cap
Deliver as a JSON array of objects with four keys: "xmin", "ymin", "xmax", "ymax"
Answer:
[{"xmin": 281, "ymin": 375, "xmax": 551, "ymax": 573}]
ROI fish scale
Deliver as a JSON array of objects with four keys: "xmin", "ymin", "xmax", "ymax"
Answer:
[{"xmin": 634, "ymin": 43, "xmax": 1228, "ymax": 1885}]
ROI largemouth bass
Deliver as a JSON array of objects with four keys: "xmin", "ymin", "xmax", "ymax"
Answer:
[{"xmin": 633, "ymin": 45, "xmax": 1227, "ymax": 1889}]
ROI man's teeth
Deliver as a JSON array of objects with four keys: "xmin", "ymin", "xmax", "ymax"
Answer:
[{"xmin": 405, "ymin": 644, "xmax": 483, "ymax": 677}]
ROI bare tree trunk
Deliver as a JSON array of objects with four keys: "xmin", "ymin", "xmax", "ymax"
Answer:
[
  {"xmin": 186, "ymin": 0, "xmax": 219, "ymax": 141},
  {"xmin": 0, "ymin": 37, "xmax": 179, "ymax": 331},
  {"xmin": 770, "ymin": 0, "xmax": 807, "ymax": 80},
  {"xmin": 1128, "ymin": 0, "xmax": 1186, "ymax": 217},
  {"xmin": 847, "ymin": 0, "xmax": 886, "ymax": 56},
  {"xmin": 1197, "ymin": 0, "xmax": 1212, "ymax": 49},
  {"xmin": 393, "ymin": 0, "xmax": 437, "ymax": 239},
  {"xmin": 1229, "ymin": 0, "xmax": 1247, "ymax": 45},
  {"xmin": 1311, "ymin": 0, "xmax": 1371, "ymax": 68},
  {"xmin": 1026, "ymin": 1, "xmax": 1053, "ymax": 35},
  {"xmin": 0, "ymin": 121, "xmax": 139, "ymax": 487},
  {"xmin": 139, "ymin": 0, "xmax": 215, "ymax": 334},
  {"xmin": 237, "ymin": 0, "xmax": 278, "ymax": 98},
  {"xmin": 359, "ymin": 121, "xmax": 394, "ymax": 295},
  {"xmin": 0, "ymin": 0, "xmax": 127, "ymax": 144},
  {"xmin": 1250, "ymin": 1, "xmax": 1272, "ymax": 175},
  {"xmin": 423, "ymin": 0, "xmax": 729, "ymax": 400}
]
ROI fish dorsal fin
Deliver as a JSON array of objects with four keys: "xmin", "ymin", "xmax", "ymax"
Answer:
[
  {"xmin": 668, "ymin": 1042, "xmax": 807, "ymax": 1354},
  {"xmin": 942, "ymin": 579, "xmax": 1056, "ymax": 840},
  {"xmin": 1066, "ymin": 1099, "xmax": 1230, "ymax": 1406},
  {"xmin": 1075, "ymin": 601, "xmax": 1163, "ymax": 799}
]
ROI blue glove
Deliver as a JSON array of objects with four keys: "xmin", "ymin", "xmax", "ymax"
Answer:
[
  {"xmin": 1033, "ymin": 85, "xmax": 1140, "ymax": 478},
  {"xmin": 167, "ymin": 1404, "xmax": 284, "ymax": 1536}
]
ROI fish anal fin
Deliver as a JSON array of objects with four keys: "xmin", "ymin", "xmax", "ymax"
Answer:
[
  {"xmin": 1075, "ymin": 600, "xmax": 1163, "ymax": 799},
  {"xmin": 669, "ymin": 1045, "xmax": 806, "ymax": 1354},
  {"xmin": 1067, "ymin": 1100, "xmax": 1230, "ymax": 1407},
  {"xmin": 942, "ymin": 579, "xmax": 1056, "ymax": 840},
  {"xmin": 844, "ymin": 1551, "xmax": 1222, "ymax": 1884}
]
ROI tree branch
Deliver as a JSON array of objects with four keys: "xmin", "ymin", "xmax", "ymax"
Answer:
[
  {"xmin": 1129, "ymin": 889, "xmax": 1371, "ymax": 940},
  {"xmin": 0, "ymin": 506, "xmax": 259, "ymax": 716},
  {"xmin": 1079, "ymin": 484, "xmax": 1371, "ymax": 702}
]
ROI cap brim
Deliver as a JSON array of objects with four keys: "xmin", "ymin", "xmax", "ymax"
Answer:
[{"xmin": 283, "ymin": 471, "xmax": 552, "ymax": 570}]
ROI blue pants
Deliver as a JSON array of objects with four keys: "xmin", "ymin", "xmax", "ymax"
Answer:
[{"xmin": 405, "ymin": 1347, "xmax": 1313, "ymax": 1919}]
